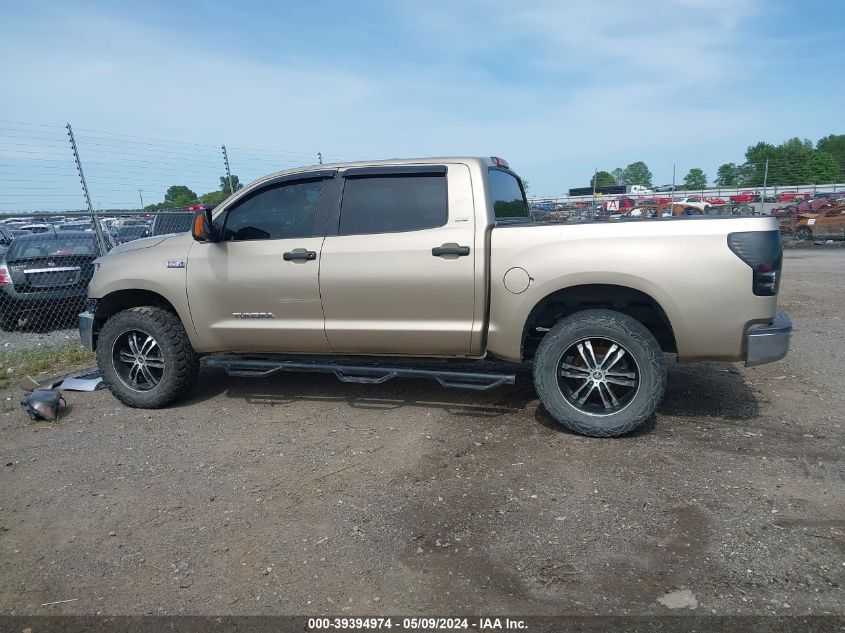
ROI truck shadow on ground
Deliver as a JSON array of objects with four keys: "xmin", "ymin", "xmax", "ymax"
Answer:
[{"xmin": 180, "ymin": 360, "xmax": 759, "ymax": 431}]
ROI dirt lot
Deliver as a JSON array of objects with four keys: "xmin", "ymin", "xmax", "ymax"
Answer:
[{"xmin": 0, "ymin": 248, "xmax": 842, "ymax": 617}]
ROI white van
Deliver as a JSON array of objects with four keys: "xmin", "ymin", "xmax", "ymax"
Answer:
[{"xmin": 629, "ymin": 185, "xmax": 653, "ymax": 195}]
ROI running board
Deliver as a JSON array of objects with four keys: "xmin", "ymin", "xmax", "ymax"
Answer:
[{"xmin": 205, "ymin": 356, "xmax": 516, "ymax": 391}]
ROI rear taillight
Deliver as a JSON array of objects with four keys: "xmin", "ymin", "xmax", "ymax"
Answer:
[
  {"xmin": 727, "ymin": 231, "xmax": 782, "ymax": 296},
  {"xmin": 0, "ymin": 264, "xmax": 12, "ymax": 285}
]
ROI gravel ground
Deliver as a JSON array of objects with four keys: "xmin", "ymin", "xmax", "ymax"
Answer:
[
  {"xmin": 0, "ymin": 328, "xmax": 78, "ymax": 355},
  {"xmin": 0, "ymin": 249, "xmax": 842, "ymax": 617}
]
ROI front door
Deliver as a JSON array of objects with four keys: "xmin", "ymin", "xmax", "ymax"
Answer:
[
  {"xmin": 319, "ymin": 164, "xmax": 477, "ymax": 355},
  {"xmin": 186, "ymin": 174, "xmax": 334, "ymax": 353}
]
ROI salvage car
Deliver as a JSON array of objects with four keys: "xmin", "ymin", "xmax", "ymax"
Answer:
[
  {"xmin": 729, "ymin": 190, "xmax": 760, "ymax": 203},
  {"xmin": 794, "ymin": 205, "xmax": 845, "ymax": 240},
  {"xmin": 673, "ymin": 196, "xmax": 711, "ymax": 210},
  {"xmin": 1, "ymin": 230, "xmax": 114, "ymax": 330},
  {"xmin": 79, "ymin": 157, "xmax": 791, "ymax": 437}
]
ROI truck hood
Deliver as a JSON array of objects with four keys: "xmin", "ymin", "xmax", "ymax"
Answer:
[{"xmin": 109, "ymin": 235, "xmax": 172, "ymax": 255}]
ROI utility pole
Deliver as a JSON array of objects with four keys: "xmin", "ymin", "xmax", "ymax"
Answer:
[
  {"xmin": 761, "ymin": 158, "xmax": 769, "ymax": 212},
  {"xmin": 66, "ymin": 123, "xmax": 107, "ymax": 256},
  {"xmin": 138, "ymin": 188, "xmax": 144, "ymax": 210},
  {"xmin": 670, "ymin": 164, "xmax": 676, "ymax": 213},
  {"xmin": 221, "ymin": 145, "xmax": 235, "ymax": 195},
  {"xmin": 591, "ymin": 168, "xmax": 597, "ymax": 220},
  {"xmin": 318, "ymin": 152, "xmax": 323, "ymax": 165}
]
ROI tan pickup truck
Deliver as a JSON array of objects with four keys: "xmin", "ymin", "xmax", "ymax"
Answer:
[{"xmin": 79, "ymin": 157, "xmax": 791, "ymax": 436}]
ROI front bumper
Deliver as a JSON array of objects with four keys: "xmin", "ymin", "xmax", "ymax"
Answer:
[
  {"xmin": 78, "ymin": 310, "xmax": 95, "ymax": 351},
  {"xmin": 745, "ymin": 311, "xmax": 792, "ymax": 367}
]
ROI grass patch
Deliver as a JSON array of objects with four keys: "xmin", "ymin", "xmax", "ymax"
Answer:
[{"xmin": 0, "ymin": 342, "xmax": 94, "ymax": 389}]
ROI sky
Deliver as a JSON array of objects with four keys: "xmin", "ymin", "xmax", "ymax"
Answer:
[{"xmin": 1, "ymin": 0, "xmax": 844, "ymax": 208}]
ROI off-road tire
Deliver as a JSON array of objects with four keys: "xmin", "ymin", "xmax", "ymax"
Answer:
[
  {"xmin": 794, "ymin": 227, "xmax": 812, "ymax": 241},
  {"xmin": 533, "ymin": 309, "xmax": 667, "ymax": 437},
  {"xmin": 97, "ymin": 306, "xmax": 199, "ymax": 408}
]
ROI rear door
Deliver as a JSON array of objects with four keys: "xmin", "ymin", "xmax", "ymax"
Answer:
[{"xmin": 318, "ymin": 164, "xmax": 477, "ymax": 355}]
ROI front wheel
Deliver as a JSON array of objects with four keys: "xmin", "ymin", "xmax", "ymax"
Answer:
[
  {"xmin": 96, "ymin": 306, "xmax": 200, "ymax": 408},
  {"xmin": 533, "ymin": 309, "xmax": 667, "ymax": 437}
]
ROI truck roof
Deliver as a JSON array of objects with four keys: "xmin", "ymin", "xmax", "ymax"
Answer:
[{"xmin": 249, "ymin": 156, "xmax": 503, "ymax": 186}]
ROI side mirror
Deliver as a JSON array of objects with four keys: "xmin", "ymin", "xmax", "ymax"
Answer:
[{"xmin": 192, "ymin": 209, "xmax": 217, "ymax": 242}]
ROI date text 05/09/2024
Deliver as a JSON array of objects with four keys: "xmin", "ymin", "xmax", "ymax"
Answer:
[{"xmin": 307, "ymin": 617, "xmax": 528, "ymax": 630}]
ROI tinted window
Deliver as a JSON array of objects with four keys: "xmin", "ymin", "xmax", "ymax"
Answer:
[
  {"xmin": 339, "ymin": 175, "xmax": 447, "ymax": 235},
  {"xmin": 222, "ymin": 179, "xmax": 323, "ymax": 241},
  {"xmin": 7, "ymin": 235, "xmax": 98, "ymax": 260},
  {"xmin": 489, "ymin": 169, "xmax": 528, "ymax": 219}
]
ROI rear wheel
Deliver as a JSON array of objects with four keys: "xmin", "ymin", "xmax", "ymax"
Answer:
[
  {"xmin": 533, "ymin": 309, "xmax": 667, "ymax": 437},
  {"xmin": 794, "ymin": 227, "xmax": 812, "ymax": 241},
  {"xmin": 97, "ymin": 306, "xmax": 199, "ymax": 408}
]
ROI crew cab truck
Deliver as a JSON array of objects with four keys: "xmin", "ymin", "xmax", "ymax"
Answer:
[{"xmin": 79, "ymin": 157, "xmax": 791, "ymax": 437}]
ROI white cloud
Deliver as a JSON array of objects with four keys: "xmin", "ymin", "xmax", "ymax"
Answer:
[{"xmin": 0, "ymin": 1, "xmax": 836, "ymax": 203}]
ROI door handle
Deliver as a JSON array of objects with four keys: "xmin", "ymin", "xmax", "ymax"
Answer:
[
  {"xmin": 283, "ymin": 250, "xmax": 317, "ymax": 261},
  {"xmin": 432, "ymin": 244, "xmax": 470, "ymax": 257}
]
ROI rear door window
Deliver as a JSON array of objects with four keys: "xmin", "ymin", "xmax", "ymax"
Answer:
[
  {"xmin": 489, "ymin": 169, "xmax": 528, "ymax": 219},
  {"xmin": 338, "ymin": 174, "xmax": 447, "ymax": 235}
]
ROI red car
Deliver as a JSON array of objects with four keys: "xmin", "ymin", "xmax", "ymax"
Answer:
[
  {"xmin": 729, "ymin": 190, "xmax": 758, "ymax": 203},
  {"xmin": 776, "ymin": 191, "xmax": 811, "ymax": 202}
]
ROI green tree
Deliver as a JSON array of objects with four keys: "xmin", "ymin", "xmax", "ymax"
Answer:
[
  {"xmin": 682, "ymin": 168, "xmax": 707, "ymax": 190},
  {"xmin": 611, "ymin": 168, "xmax": 625, "ymax": 185},
  {"xmin": 816, "ymin": 134, "xmax": 845, "ymax": 179},
  {"xmin": 742, "ymin": 141, "xmax": 777, "ymax": 186},
  {"xmin": 520, "ymin": 177, "xmax": 530, "ymax": 193},
  {"xmin": 590, "ymin": 170, "xmax": 617, "ymax": 188},
  {"xmin": 714, "ymin": 163, "xmax": 741, "ymax": 187},
  {"xmin": 163, "ymin": 185, "xmax": 198, "ymax": 207},
  {"xmin": 799, "ymin": 151, "xmax": 839, "ymax": 184},
  {"xmin": 614, "ymin": 161, "xmax": 653, "ymax": 187},
  {"xmin": 220, "ymin": 175, "xmax": 243, "ymax": 195},
  {"xmin": 743, "ymin": 138, "xmax": 814, "ymax": 186},
  {"xmin": 199, "ymin": 190, "xmax": 229, "ymax": 205}
]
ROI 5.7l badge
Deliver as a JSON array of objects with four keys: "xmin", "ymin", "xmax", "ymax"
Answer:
[{"xmin": 167, "ymin": 260, "xmax": 186, "ymax": 269}]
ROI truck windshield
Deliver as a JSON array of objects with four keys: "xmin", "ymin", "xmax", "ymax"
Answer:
[{"xmin": 489, "ymin": 169, "xmax": 528, "ymax": 219}]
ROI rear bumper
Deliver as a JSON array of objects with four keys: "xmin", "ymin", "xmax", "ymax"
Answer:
[
  {"xmin": 0, "ymin": 286, "xmax": 87, "ymax": 313},
  {"xmin": 745, "ymin": 311, "xmax": 792, "ymax": 367},
  {"xmin": 78, "ymin": 311, "xmax": 95, "ymax": 351}
]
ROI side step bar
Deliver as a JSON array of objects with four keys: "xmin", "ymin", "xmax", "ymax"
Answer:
[{"xmin": 205, "ymin": 356, "xmax": 516, "ymax": 391}]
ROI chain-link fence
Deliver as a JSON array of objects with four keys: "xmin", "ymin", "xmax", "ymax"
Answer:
[
  {"xmin": 0, "ymin": 119, "xmax": 357, "ymax": 336},
  {"xmin": 2, "ymin": 119, "xmax": 845, "ymax": 336},
  {"xmin": 0, "ymin": 210, "xmax": 198, "ymax": 332}
]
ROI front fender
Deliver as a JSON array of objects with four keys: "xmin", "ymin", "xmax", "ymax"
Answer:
[{"xmin": 88, "ymin": 233, "xmax": 199, "ymax": 348}]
